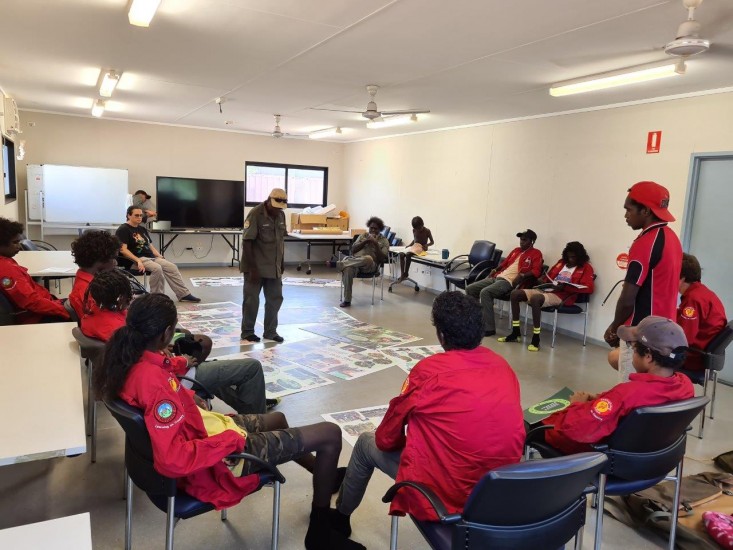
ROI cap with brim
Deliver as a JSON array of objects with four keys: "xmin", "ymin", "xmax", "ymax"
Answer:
[
  {"xmin": 134, "ymin": 189, "xmax": 151, "ymax": 199},
  {"xmin": 617, "ymin": 316, "xmax": 688, "ymax": 359},
  {"xmin": 268, "ymin": 188, "xmax": 288, "ymax": 209},
  {"xmin": 627, "ymin": 181, "xmax": 675, "ymax": 222},
  {"xmin": 516, "ymin": 229, "xmax": 537, "ymax": 242}
]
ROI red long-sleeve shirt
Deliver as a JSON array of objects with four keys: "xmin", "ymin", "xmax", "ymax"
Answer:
[
  {"xmin": 496, "ymin": 247, "xmax": 543, "ymax": 279},
  {"xmin": 542, "ymin": 260, "xmax": 595, "ymax": 306},
  {"xmin": 376, "ymin": 346, "xmax": 525, "ymax": 521},
  {"xmin": 0, "ymin": 256, "xmax": 69, "ymax": 323},
  {"xmin": 677, "ymin": 282, "xmax": 727, "ymax": 371}
]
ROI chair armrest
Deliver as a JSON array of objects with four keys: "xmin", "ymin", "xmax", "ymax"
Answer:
[
  {"xmin": 443, "ymin": 256, "xmax": 469, "ymax": 274},
  {"xmin": 472, "ymin": 267, "xmax": 493, "ymax": 281},
  {"xmin": 227, "ymin": 453, "xmax": 286, "ymax": 483},
  {"xmin": 177, "ymin": 375, "xmax": 215, "ymax": 400},
  {"xmin": 466, "ymin": 259, "xmax": 492, "ymax": 279},
  {"xmin": 524, "ymin": 424, "xmax": 554, "ymax": 447},
  {"xmin": 382, "ymin": 481, "xmax": 461, "ymax": 524}
]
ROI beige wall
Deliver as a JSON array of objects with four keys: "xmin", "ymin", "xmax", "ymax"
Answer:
[
  {"xmin": 1, "ymin": 88, "xmax": 20, "ymax": 221},
  {"xmin": 17, "ymin": 111, "xmax": 345, "ymax": 263},
  {"xmin": 344, "ymin": 91, "xmax": 733, "ymax": 342}
]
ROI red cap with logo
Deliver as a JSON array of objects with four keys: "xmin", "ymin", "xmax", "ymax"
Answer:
[{"xmin": 627, "ymin": 181, "xmax": 675, "ymax": 222}]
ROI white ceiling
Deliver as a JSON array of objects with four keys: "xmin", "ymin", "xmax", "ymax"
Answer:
[{"xmin": 2, "ymin": 0, "xmax": 733, "ymax": 141}]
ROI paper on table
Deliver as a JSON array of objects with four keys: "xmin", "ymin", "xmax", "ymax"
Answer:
[{"xmin": 39, "ymin": 267, "xmax": 76, "ymax": 273}]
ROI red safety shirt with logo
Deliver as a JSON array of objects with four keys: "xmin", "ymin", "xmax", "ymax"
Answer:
[
  {"xmin": 625, "ymin": 222, "xmax": 682, "ymax": 326},
  {"xmin": 80, "ymin": 308, "xmax": 126, "ymax": 342},
  {"xmin": 120, "ymin": 351, "xmax": 260, "ymax": 509},
  {"xmin": 69, "ymin": 270, "xmax": 95, "ymax": 319},
  {"xmin": 543, "ymin": 260, "xmax": 595, "ymax": 306},
  {"xmin": 0, "ymin": 256, "xmax": 69, "ymax": 323},
  {"xmin": 542, "ymin": 372, "xmax": 694, "ymax": 455},
  {"xmin": 375, "ymin": 346, "xmax": 525, "ymax": 521},
  {"xmin": 496, "ymin": 247, "xmax": 543, "ymax": 279},
  {"xmin": 677, "ymin": 282, "xmax": 727, "ymax": 371}
]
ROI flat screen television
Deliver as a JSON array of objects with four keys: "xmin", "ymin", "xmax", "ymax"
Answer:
[{"xmin": 156, "ymin": 176, "xmax": 244, "ymax": 229}]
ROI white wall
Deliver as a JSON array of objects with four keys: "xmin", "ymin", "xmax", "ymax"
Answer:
[
  {"xmin": 0, "ymin": 88, "xmax": 20, "ymax": 222},
  {"xmin": 344, "ymin": 91, "xmax": 733, "ymax": 342}
]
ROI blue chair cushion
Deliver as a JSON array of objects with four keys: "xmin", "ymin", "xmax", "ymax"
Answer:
[
  {"xmin": 603, "ymin": 475, "xmax": 666, "ymax": 496},
  {"xmin": 411, "ymin": 518, "xmax": 452, "ymax": 550},
  {"xmin": 542, "ymin": 305, "xmax": 583, "ymax": 314},
  {"xmin": 148, "ymin": 492, "xmax": 215, "ymax": 520}
]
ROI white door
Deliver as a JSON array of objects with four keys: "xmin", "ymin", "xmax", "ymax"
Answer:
[{"xmin": 683, "ymin": 154, "xmax": 733, "ymax": 383}]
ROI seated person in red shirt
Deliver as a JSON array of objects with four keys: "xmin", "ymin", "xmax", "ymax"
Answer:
[
  {"xmin": 540, "ymin": 316, "xmax": 694, "ymax": 455},
  {"xmin": 499, "ymin": 241, "xmax": 594, "ymax": 351},
  {"xmin": 95, "ymin": 293, "xmax": 364, "ymax": 550},
  {"xmin": 0, "ymin": 217, "xmax": 69, "ymax": 323},
  {"xmin": 331, "ymin": 291, "xmax": 525, "ymax": 536},
  {"xmin": 69, "ymin": 230, "xmax": 121, "ymax": 318},
  {"xmin": 677, "ymin": 253, "xmax": 727, "ymax": 372}
]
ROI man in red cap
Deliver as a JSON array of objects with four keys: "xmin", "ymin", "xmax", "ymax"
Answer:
[{"xmin": 605, "ymin": 181, "xmax": 682, "ymax": 379}]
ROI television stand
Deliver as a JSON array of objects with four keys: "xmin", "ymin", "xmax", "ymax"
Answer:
[{"xmin": 150, "ymin": 228, "xmax": 241, "ymax": 267}]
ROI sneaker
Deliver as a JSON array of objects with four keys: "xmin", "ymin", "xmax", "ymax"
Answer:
[
  {"xmin": 497, "ymin": 334, "xmax": 520, "ymax": 343},
  {"xmin": 265, "ymin": 334, "xmax": 285, "ymax": 343},
  {"xmin": 339, "ymin": 301, "xmax": 351, "ymax": 308},
  {"xmin": 241, "ymin": 334, "xmax": 261, "ymax": 343},
  {"xmin": 527, "ymin": 343, "xmax": 540, "ymax": 352},
  {"xmin": 266, "ymin": 398, "xmax": 281, "ymax": 411},
  {"xmin": 179, "ymin": 294, "xmax": 201, "ymax": 303}
]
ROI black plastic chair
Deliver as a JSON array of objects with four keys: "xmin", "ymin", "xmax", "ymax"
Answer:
[
  {"xmin": 19, "ymin": 238, "xmax": 57, "ymax": 251},
  {"xmin": 64, "ymin": 300, "xmax": 80, "ymax": 325},
  {"xmin": 117, "ymin": 265, "xmax": 150, "ymax": 294},
  {"xmin": 495, "ymin": 264, "xmax": 546, "ymax": 324},
  {"xmin": 443, "ymin": 241, "xmax": 497, "ymax": 291},
  {"xmin": 71, "ymin": 328, "xmax": 105, "ymax": 463},
  {"xmin": 679, "ymin": 319, "xmax": 733, "ymax": 438},
  {"xmin": 383, "ymin": 452, "xmax": 607, "ymax": 550},
  {"xmin": 105, "ymin": 399, "xmax": 285, "ymax": 550},
  {"xmin": 338, "ymin": 236, "xmax": 385, "ymax": 305},
  {"xmin": 0, "ymin": 291, "xmax": 20, "ymax": 325}
]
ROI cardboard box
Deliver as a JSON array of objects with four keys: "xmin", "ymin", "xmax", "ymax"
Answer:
[
  {"xmin": 326, "ymin": 216, "xmax": 349, "ymax": 231},
  {"xmin": 299, "ymin": 227, "xmax": 344, "ymax": 235},
  {"xmin": 290, "ymin": 213, "xmax": 328, "ymax": 230},
  {"xmin": 351, "ymin": 228, "xmax": 366, "ymax": 237}
]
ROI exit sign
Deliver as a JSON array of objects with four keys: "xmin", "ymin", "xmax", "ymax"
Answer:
[{"xmin": 647, "ymin": 131, "xmax": 662, "ymax": 154}]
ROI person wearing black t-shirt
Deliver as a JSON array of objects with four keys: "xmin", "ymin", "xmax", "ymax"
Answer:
[{"xmin": 116, "ymin": 206, "xmax": 200, "ymax": 302}]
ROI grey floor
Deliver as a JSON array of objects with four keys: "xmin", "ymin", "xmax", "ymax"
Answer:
[{"xmin": 1, "ymin": 264, "xmax": 731, "ymax": 549}]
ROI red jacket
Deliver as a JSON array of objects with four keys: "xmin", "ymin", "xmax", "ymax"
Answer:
[
  {"xmin": 0, "ymin": 256, "xmax": 69, "ymax": 323},
  {"xmin": 69, "ymin": 270, "xmax": 94, "ymax": 318},
  {"xmin": 496, "ymin": 247, "xmax": 543, "ymax": 279},
  {"xmin": 678, "ymin": 282, "xmax": 727, "ymax": 371},
  {"xmin": 376, "ymin": 347, "xmax": 524, "ymax": 521},
  {"xmin": 542, "ymin": 372, "xmax": 694, "ymax": 454},
  {"xmin": 541, "ymin": 260, "xmax": 595, "ymax": 306},
  {"xmin": 81, "ymin": 308, "xmax": 126, "ymax": 342},
  {"xmin": 120, "ymin": 351, "xmax": 260, "ymax": 509}
]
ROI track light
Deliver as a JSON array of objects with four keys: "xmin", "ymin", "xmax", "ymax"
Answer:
[
  {"xmin": 366, "ymin": 114, "xmax": 418, "ymax": 129},
  {"xmin": 99, "ymin": 70, "xmax": 121, "ymax": 98},
  {"xmin": 309, "ymin": 127, "xmax": 342, "ymax": 139},
  {"xmin": 91, "ymin": 99, "xmax": 106, "ymax": 118},
  {"xmin": 549, "ymin": 63, "xmax": 680, "ymax": 97},
  {"xmin": 128, "ymin": 0, "xmax": 161, "ymax": 27}
]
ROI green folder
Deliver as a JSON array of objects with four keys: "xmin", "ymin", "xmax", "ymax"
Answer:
[{"xmin": 523, "ymin": 386, "xmax": 574, "ymax": 426}]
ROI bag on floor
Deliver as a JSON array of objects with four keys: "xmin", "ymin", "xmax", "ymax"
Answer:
[
  {"xmin": 604, "ymin": 472, "xmax": 733, "ymax": 549},
  {"xmin": 715, "ymin": 451, "xmax": 733, "ymax": 474}
]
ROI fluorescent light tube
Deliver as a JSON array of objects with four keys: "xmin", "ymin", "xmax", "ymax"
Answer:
[
  {"xmin": 91, "ymin": 99, "xmax": 106, "ymax": 118},
  {"xmin": 128, "ymin": 0, "xmax": 161, "ymax": 27},
  {"xmin": 549, "ymin": 64, "xmax": 679, "ymax": 97},
  {"xmin": 99, "ymin": 71, "xmax": 120, "ymax": 98},
  {"xmin": 309, "ymin": 127, "xmax": 342, "ymax": 139},
  {"xmin": 366, "ymin": 114, "xmax": 418, "ymax": 129}
]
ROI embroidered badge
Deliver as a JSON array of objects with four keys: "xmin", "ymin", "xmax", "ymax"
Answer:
[
  {"xmin": 168, "ymin": 377, "xmax": 179, "ymax": 392},
  {"xmin": 154, "ymin": 400, "xmax": 177, "ymax": 423},
  {"xmin": 591, "ymin": 398, "xmax": 613, "ymax": 419},
  {"xmin": 400, "ymin": 377, "xmax": 410, "ymax": 395},
  {"xmin": 1, "ymin": 277, "xmax": 14, "ymax": 289},
  {"xmin": 244, "ymin": 220, "xmax": 250, "ymax": 229},
  {"xmin": 682, "ymin": 306, "xmax": 697, "ymax": 320}
]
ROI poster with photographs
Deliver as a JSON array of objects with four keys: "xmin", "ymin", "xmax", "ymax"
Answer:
[
  {"xmin": 282, "ymin": 277, "xmax": 341, "ymax": 288},
  {"xmin": 274, "ymin": 307, "xmax": 357, "ymax": 326},
  {"xmin": 301, "ymin": 322, "xmax": 421, "ymax": 350},
  {"xmin": 322, "ymin": 405, "xmax": 390, "ymax": 446},
  {"xmin": 379, "ymin": 345, "xmax": 444, "ymax": 373},
  {"xmin": 178, "ymin": 317, "xmax": 243, "ymax": 349},
  {"xmin": 190, "ymin": 277, "xmax": 243, "ymax": 288},
  {"xmin": 176, "ymin": 301, "xmax": 241, "ymax": 323}
]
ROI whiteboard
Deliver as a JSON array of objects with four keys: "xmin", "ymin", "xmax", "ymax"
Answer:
[{"xmin": 41, "ymin": 165, "xmax": 129, "ymax": 223}]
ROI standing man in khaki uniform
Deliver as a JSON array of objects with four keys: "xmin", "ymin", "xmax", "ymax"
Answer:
[{"xmin": 240, "ymin": 188, "xmax": 288, "ymax": 343}]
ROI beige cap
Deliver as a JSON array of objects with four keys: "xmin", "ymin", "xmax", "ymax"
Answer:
[{"xmin": 268, "ymin": 188, "xmax": 288, "ymax": 209}]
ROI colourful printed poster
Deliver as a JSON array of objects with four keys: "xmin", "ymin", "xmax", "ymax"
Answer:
[{"xmin": 322, "ymin": 405, "xmax": 390, "ymax": 446}]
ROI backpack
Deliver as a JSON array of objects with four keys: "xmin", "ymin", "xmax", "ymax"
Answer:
[{"xmin": 604, "ymin": 472, "xmax": 733, "ymax": 549}]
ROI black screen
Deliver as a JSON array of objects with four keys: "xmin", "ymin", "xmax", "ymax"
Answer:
[{"xmin": 156, "ymin": 177, "xmax": 244, "ymax": 229}]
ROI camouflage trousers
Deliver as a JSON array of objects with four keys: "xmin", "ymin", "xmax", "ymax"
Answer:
[{"xmin": 232, "ymin": 414, "xmax": 305, "ymax": 476}]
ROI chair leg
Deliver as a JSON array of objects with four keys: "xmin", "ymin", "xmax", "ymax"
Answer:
[
  {"xmin": 125, "ymin": 472, "xmax": 133, "ymax": 550},
  {"xmin": 582, "ymin": 305, "xmax": 589, "ymax": 346},
  {"xmin": 380, "ymin": 271, "xmax": 384, "ymax": 301},
  {"xmin": 371, "ymin": 275, "xmax": 376, "ymax": 305},
  {"xmin": 710, "ymin": 371, "xmax": 718, "ymax": 419},
  {"xmin": 551, "ymin": 310, "xmax": 558, "ymax": 348},
  {"xmin": 390, "ymin": 515, "xmax": 399, "ymax": 550},
  {"xmin": 86, "ymin": 362, "xmax": 94, "ymax": 436},
  {"xmin": 91, "ymin": 400, "xmax": 97, "ymax": 463},
  {"xmin": 593, "ymin": 473, "xmax": 606, "ymax": 550},
  {"xmin": 669, "ymin": 461, "xmax": 684, "ymax": 550},
  {"xmin": 221, "ymin": 509, "xmax": 227, "ymax": 521},
  {"xmin": 575, "ymin": 518, "xmax": 584, "ymax": 550},
  {"xmin": 271, "ymin": 481, "xmax": 281, "ymax": 550},
  {"xmin": 165, "ymin": 496, "xmax": 176, "ymax": 550}
]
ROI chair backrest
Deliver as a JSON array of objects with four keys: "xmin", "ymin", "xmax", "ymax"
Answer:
[
  {"xmin": 19, "ymin": 238, "xmax": 39, "ymax": 251},
  {"xmin": 488, "ymin": 248, "xmax": 502, "ymax": 270},
  {"xmin": 105, "ymin": 398, "xmax": 176, "ymax": 497},
  {"xmin": 573, "ymin": 273, "xmax": 598, "ymax": 305},
  {"xmin": 380, "ymin": 226, "xmax": 391, "ymax": 237},
  {"xmin": 467, "ymin": 240, "xmax": 496, "ymax": 267},
  {"xmin": 64, "ymin": 301, "xmax": 81, "ymax": 325},
  {"xmin": 704, "ymin": 320, "xmax": 733, "ymax": 371},
  {"xmin": 387, "ymin": 231, "xmax": 396, "ymax": 243},
  {"xmin": 71, "ymin": 327, "xmax": 106, "ymax": 363},
  {"xmin": 0, "ymin": 291, "xmax": 19, "ymax": 325}
]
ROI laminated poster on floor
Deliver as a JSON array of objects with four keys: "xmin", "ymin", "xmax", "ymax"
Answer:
[
  {"xmin": 322, "ymin": 405, "xmax": 390, "ymax": 447},
  {"xmin": 281, "ymin": 276, "xmax": 341, "ymax": 287},
  {"xmin": 177, "ymin": 317, "xmax": 243, "ymax": 349},
  {"xmin": 176, "ymin": 301, "xmax": 241, "ymax": 322},
  {"xmin": 380, "ymin": 345, "xmax": 445, "ymax": 373},
  {"xmin": 190, "ymin": 277, "xmax": 244, "ymax": 288},
  {"xmin": 301, "ymin": 322, "xmax": 422, "ymax": 350},
  {"xmin": 263, "ymin": 365, "xmax": 335, "ymax": 399},
  {"xmin": 269, "ymin": 306, "xmax": 357, "ymax": 326}
]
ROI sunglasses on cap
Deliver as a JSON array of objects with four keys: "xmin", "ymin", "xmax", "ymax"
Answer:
[{"xmin": 271, "ymin": 197, "xmax": 287, "ymax": 204}]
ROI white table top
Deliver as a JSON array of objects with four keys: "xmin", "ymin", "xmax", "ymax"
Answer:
[
  {"xmin": 288, "ymin": 231, "xmax": 352, "ymax": 240},
  {"xmin": 0, "ymin": 513, "xmax": 92, "ymax": 550},
  {"xmin": 0, "ymin": 323, "xmax": 86, "ymax": 466},
  {"xmin": 388, "ymin": 246, "xmax": 442, "ymax": 255},
  {"xmin": 15, "ymin": 250, "xmax": 77, "ymax": 277}
]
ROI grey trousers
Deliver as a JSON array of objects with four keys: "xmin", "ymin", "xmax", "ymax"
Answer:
[
  {"xmin": 465, "ymin": 277, "xmax": 513, "ymax": 332},
  {"xmin": 341, "ymin": 256, "xmax": 376, "ymax": 302},
  {"xmin": 336, "ymin": 431, "xmax": 402, "ymax": 515},
  {"xmin": 141, "ymin": 257, "xmax": 190, "ymax": 299},
  {"xmin": 241, "ymin": 275, "xmax": 283, "ymax": 338},
  {"xmin": 195, "ymin": 358, "xmax": 267, "ymax": 414}
]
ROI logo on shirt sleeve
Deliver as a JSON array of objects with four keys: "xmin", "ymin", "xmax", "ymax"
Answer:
[
  {"xmin": 168, "ymin": 377, "xmax": 179, "ymax": 392},
  {"xmin": 591, "ymin": 398, "xmax": 613, "ymax": 420},
  {"xmin": 1, "ymin": 277, "xmax": 15, "ymax": 289},
  {"xmin": 400, "ymin": 376, "xmax": 410, "ymax": 395},
  {"xmin": 154, "ymin": 400, "xmax": 177, "ymax": 423},
  {"xmin": 681, "ymin": 306, "xmax": 697, "ymax": 320},
  {"xmin": 244, "ymin": 220, "xmax": 251, "ymax": 229}
]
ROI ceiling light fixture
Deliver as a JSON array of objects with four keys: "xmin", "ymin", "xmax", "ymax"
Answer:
[
  {"xmin": 366, "ymin": 113, "xmax": 418, "ymax": 129},
  {"xmin": 549, "ymin": 63, "xmax": 680, "ymax": 97},
  {"xmin": 309, "ymin": 127, "xmax": 342, "ymax": 139},
  {"xmin": 99, "ymin": 70, "xmax": 121, "ymax": 98},
  {"xmin": 91, "ymin": 99, "xmax": 106, "ymax": 118},
  {"xmin": 128, "ymin": 0, "xmax": 161, "ymax": 27}
]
